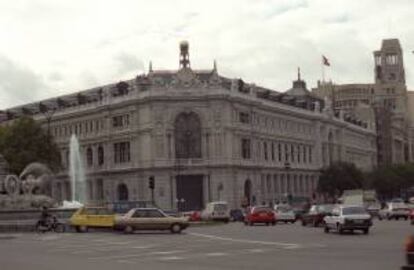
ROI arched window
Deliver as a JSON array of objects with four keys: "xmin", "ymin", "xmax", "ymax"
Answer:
[
  {"xmin": 98, "ymin": 145, "xmax": 104, "ymax": 165},
  {"xmin": 86, "ymin": 147, "xmax": 93, "ymax": 166},
  {"xmin": 174, "ymin": 112, "xmax": 202, "ymax": 158},
  {"xmin": 117, "ymin": 183, "xmax": 129, "ymax": 201}
]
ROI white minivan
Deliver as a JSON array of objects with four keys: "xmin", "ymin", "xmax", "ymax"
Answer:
[{"xmin": 201, "ymin": 201, "xmax": 230, "ymax": 222}]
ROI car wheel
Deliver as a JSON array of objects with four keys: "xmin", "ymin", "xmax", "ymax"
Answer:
[
  {"xmin": 249, "ymin": 222, "xmax": 254, "ymax": 226},
  {"xmin": 272, "ymin": 221, "xmax": 276, "ymax": 226},
  {"xmin": 301, "ymin": 220, "xmax": 307, "ymax": 226},
  {"xmin": 266, "ymin": 222, "xmax": 270, "ymax": 226},
  {"xmin": 79, "ymin": 225, "xmax": 88, "ymax": 233},
  {"xmin": 324, "ymin": 226, "xmax": 329, "ymax": 233},
  {"xmin": 405, "ymin": 217, "xmax": 408, "ymax": 221},
  {"xmin": 124, "ymin": 226, "xmax": 133, "ymax": 234},
  {"xmin": 171, "ymin": 223, "xmax": 182, "ymax": 234},
  {"xmin": 378, "ymin": 216, "xmax": 383, "ymax": 221},
  {"xmin": 363, "ymin": 228, "xmax": 369, "ymax": 235},
  {"xmin": 387, "ymin": 216, "xmax": 392, "ymax": 220}
]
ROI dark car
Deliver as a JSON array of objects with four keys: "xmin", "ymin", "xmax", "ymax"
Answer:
[
  {"xmin": 402, "ymin": 235, "xmax": 414, "ymax": 269},
  {"xmin": 230, "ymin": 209, "xmax": 245, "ymax": 222},
  {"xmin": 301, "ymin": 204, "xmax": 334, "ymax": 227}
]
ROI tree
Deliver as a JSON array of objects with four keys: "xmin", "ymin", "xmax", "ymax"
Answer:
[
  {"xmin": 367, "ymin": 163, "xmax": 414, "ymax": 200},
  {"xmin": 0, "ymin": 117, "xmax": 61, "ymax": 174},
  {"xmin": 317, "ymin": 162, "xmax": 364, "ymax": 199}
]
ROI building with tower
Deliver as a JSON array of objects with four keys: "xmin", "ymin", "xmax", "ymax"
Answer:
[
  {"xmin": 0, "ymin": 42, "xmax": 376, "ymax": 210},
  {"xmin": 313, "ymin": 39, "xmax": 414, "ymax": 166}
]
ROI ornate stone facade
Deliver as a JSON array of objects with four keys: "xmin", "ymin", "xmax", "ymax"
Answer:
[
  {"xmin": 0, "ymin": 42, "xmax": 376, "ymax": 210},
  {"xmin": 312, "ymin": 39, "xmax": 414, "ymax": 166}
]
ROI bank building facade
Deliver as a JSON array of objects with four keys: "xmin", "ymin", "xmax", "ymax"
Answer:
[{"xmin": 0, "ymin": 42, "xmax": 377, "ymax": 210}]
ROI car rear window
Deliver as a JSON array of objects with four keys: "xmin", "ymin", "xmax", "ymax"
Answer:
[
  {"xmin": 342, "ymin": 207, "xmax": 367, "ymax": 215},
  {"xmin": 253, "ymin": 207, "xmax": 271, "ymax": 213},
  {"xmin": 214, "ymin": 204, "xmax": 228, "ymax": 211}
]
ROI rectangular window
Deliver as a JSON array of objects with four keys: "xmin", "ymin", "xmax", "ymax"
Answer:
[
  {"xmin": 241, "ymin": 139, "xmax": 251, "ymax": 159},
  {"xmin": 271, "ymin": 143, "xmax": 275, "ymax": 161},
  {"xmin": 291, "ymin": 144, "xmax": 295, "ymax": 162},
  {"xmin": 114, "ymin": 142, "xmax": 131, "ymax": 163},
  {"xmin": 278, "ymin": 143, "xmax": 282, "ymax": 162},
  {"xmin": 264, "ymin": 142, "xmax": 268, "ymax": 161},
  {"xmin": 239, "ymin": 112, "xmax": 250, "ymax": 124}
]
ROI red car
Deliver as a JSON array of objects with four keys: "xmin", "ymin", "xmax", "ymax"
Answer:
[
  {"xmin": 182, "ymin": 211, "xmax": 202, "ymax": 222},
  {"xmin": 244, "ymin": 206, "xmax": 276, "ymax": 226}
]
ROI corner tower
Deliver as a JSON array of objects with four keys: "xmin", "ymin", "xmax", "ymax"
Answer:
[{"xmin": 374, "ymin": 39, "xmax": 405, "ymax": 85}]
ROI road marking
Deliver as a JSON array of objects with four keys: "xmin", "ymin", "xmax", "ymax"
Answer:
[
  {"xmin": 248, "ymin": 249, "xmax": 265, "ymax": 253},
  {"xmin": 206, "ymin": 252, "xmax": 228, "ymax": 257},
  {"xmin": 188, "ymin": 233, "xmax": 300, "ymax": 249},
  {"xmin": 150, "ymin": 250, "xmax": 185, "ymax": 255},
  {"xmin": 159, "ymin": 256, "xmax": 184, "ymax": 261}
]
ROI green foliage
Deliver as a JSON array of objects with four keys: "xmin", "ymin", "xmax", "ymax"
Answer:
[
  {"xmin": 0, "ymin": 117, "xmax": 61, "ymax": 174},
  {"xmin": 317, "ymin": 162, "xmax": 364, "ymax": 198},
  {"xmin": 366, "ymin": 163, "xmax": 414, "ymax": 200}
]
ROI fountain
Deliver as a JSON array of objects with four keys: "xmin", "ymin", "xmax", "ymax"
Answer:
[{"xmin": 61, "ymin": 134, "xmax": 86, "ymax": 208}]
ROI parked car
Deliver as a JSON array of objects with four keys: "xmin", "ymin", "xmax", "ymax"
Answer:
[
  {"xmin": 402, "ymin": 235, "xmax": 414, "ymax": 270},
  {"xmin": 201, "ymin": 201, "xmax": 230, "ymax": 222},
  {"xmin": 301, "ymin": 204, "xmax": 334, "ymax": 227},
  {"xmin": 274, "ymin": 205, "xmax": 296, "ymax": 223},
  {"xmin": 378, "ymin": 202, "xmax": 410, "ymax": 220},
  {"xmin": 324, "ymin": 205, "xmax": 372, "ymax": 234},
  {"xmin": 409, "ymin": 209, "xmax": 414, "ymax": 225},
  {"xmin": 244, "ymin": 206, "xmax": 276, "ymax": 226},
  {"xmin": 182, "ymin": 211, "xmax": 201, "ymax": 222},
  {"xmin": 114, "ymin": 208, "xmax": 189, "ymax": 234},
  {"xmin": 70, "ymin": 207, "xmax": 115, "ymax": 232},
  {"xmin": 229, "ymin": 209, "xmax": 245, "ymax": 222}
]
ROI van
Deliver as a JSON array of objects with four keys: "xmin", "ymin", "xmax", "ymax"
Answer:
[{"xmin": 201, "ymin": 201, "xmax": 230, "ymax": 222}]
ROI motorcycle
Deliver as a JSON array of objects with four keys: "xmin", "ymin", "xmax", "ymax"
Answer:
[{"xmin": 35, "ymin": 216, "xmax": 65, "ymax": 233}]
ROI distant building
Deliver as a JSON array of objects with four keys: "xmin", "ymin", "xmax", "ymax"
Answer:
[
  {"xmin": 0, "ymin": 42, "xmax": 376, "ymax": 210},
  {"xmin": 312, "ymin": 39, "xmax": 414, "ymax": 166}
]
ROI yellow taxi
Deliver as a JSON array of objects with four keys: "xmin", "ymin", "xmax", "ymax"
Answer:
[{"xmin": 69, "ymin": 207, "xmax": 115, "ymax": 232}]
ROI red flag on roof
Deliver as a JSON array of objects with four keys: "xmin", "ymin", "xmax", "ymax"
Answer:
[{"xmin": 322, "ymin": 55, "xmax": 330, "ymax": 66}]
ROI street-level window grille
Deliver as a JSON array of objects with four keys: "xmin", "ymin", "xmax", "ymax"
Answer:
[{"xmin": 114, "ymin": 142, "xmax": 131, "ymax": 163}]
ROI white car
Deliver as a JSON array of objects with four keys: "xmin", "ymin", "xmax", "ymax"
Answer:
[
  {"xmin": 274, "ymin": 205, "xmax": 296, "ymax": 223},
  {"xmin": 378, "ymin": 202, "xmax": 410, "ymax": 220},
  {"xmin": 201, "ymin": 201, "xmax": 230, "ymax": 222},
  {"xmin": 324, "ymin": 205, "xmax": 372, "ymax": 234}
]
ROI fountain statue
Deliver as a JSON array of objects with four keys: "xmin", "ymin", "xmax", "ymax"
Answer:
[{"xmin": 0, "ymin": 161, "xmax": 55, "ymax": 209}]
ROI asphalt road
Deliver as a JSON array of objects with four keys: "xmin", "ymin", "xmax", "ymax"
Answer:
[{"xmin": 0, "ymin": 219, "xmax": 411, "ymax": 270}]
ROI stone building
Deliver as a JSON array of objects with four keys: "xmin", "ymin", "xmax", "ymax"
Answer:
[
  {"xmin": 312, "ymin": 39, "xmax": 414, "ymax": 166},
  {"xmin": 0, "ymin": 42, "xmax": 377, "ymax": 210}
]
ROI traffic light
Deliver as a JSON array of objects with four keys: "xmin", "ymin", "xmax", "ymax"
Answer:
[{"xmin": 148, "ymin": 176, "xmax": 155, "ymax": 190}]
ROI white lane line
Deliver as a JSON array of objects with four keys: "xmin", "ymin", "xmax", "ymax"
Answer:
[
  {"xmin": 248, "ymin": 249, "xmax": 265, "ymax": 253},
  {"xmin": 150, "ymin": 250, "xmax": 185, "ymax": 255},
  {"xmin": 206, "ymin": 252, "xmax": 228, "ymax": 257},
  {"xmin": 188, "ymin": 233, "xmax": 300, "ymax": 249},
  {"xmin": 159, "ymin": 256, "xmax": 184, "ymax": 261},
  {"xmin": 88, "ymin": 249, "xmax": 187, "ymax": 261}
]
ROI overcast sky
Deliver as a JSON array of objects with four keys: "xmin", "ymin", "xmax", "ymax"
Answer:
[{"xmin": 1, "ymin": 0, "xmax": 414, "ymax": 109}]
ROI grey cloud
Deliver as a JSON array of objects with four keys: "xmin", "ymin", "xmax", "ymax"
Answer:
[
  {"xmin": 48, "ymin": 71, "xmax": 63, "ymax": 82},
  {"xmin": 115, "ymin": 52, "xmax": 145, "ymax": 75},
  {"xmin": 0, "ymin": 56, "xmax": 48, "ymax": 109}
]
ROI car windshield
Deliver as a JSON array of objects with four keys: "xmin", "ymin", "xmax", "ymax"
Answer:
[
  {"xmin": 277, "ymin": 206, "xmax": 292, "ymax": 212},
  {"xmin": 319, "ymin": 205, "xmax": 334, "ymax": 213},
  {"xmin": 253, "ymin": 207, "xmax": 271, "ymax": 213},
  {"xmin": 214, "ymin": 204, "xmax": 227, "ymax": 211},
  {"xmin": 342, "ymin": 207, "xmax": 367, "ymax": 215}
]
